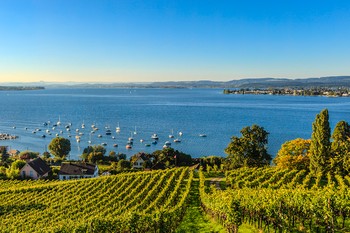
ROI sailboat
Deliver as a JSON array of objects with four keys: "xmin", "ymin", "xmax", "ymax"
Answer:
[
  {"xmin": 116, "ymin": 122, "xmax": 120, "ymax": 133},
  {"xmin": 128, "ymin": 132, "xmax": 134, "ymax": 141},
  {"xmin": 88, "ymin": 133, "xmax": 92, "ymax": 144},
  {"xmin": 169, "ymin": 129, "xmax": 174, "ymax": 138},
  {"xmin": 134, "ymin": 126, "xmax": 137, "ymax": 135},
  {"xmin": 57, "ymin": 116, "xmax": 61, "ymax": 126}
]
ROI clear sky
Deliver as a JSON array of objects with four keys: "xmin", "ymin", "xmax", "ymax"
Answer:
[{"xmin": 0, "ymin": 0, "xmax": 349, "ymax": 83}]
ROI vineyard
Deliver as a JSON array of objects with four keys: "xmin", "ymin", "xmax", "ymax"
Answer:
[
  {"xmin": 1, "ymin": 166, "xmax": 350, "ymax": 232},
  {"xmin": 200, "ymin": 167, "xmax": 350, "ymax": 232},
  {"xmin": 0, "ymin": 167, "xmax": 193, "ymax": 232}
]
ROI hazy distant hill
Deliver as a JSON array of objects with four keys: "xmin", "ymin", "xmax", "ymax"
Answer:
[{"xmin": 1, "ymin": 76, "xmax": 350, "ymax": 89}]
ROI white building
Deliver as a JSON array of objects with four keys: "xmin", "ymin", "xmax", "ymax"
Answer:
[{"xmin": 58, "ymin": 162, "xmax": 98, "ymax": 180}]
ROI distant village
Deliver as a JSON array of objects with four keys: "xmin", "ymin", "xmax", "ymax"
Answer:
[{"xmin": 223, "ymin": 87, "xmax": 350, "ymax": 97}]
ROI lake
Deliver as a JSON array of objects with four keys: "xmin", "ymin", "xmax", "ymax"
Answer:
[{"xmin": 0, "ymin": 88, "xmax": 349, "ymax": 160}]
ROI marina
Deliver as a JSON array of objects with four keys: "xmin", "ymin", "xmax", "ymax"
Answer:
[{"xmin": 0, "ymin": 88, "xmax": 350, "ymax": 160}]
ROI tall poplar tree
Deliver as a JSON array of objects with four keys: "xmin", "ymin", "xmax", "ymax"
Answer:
[
  {"xmin": 331, "ymin": 120, "xmax": 350, "ymax": 174},
  {"xmin": 309, "ymin": 109, "xmax": 331, "ymax": 175}
]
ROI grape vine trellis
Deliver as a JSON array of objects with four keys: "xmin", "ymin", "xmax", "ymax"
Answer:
[
  {"xmin": 201, "ymin": 167, "xmax": 350, "ymax": 233},
  {"xmin": 0, "ymin": 167, "xmax": 193, "ymax": 232}
]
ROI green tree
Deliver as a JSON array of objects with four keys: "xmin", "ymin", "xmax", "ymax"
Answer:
[
  {"xmin": 117, "ymin": 153, "xmax": 126, "ymax": 161},
  {"xmin": 42, "ymin": 151, "xmax": 51, "ymax": 159},
  {"xmin": 0, "ymin": 146, "xmax": 9, "ymax": 166},
  {"xmin": 274, "ymin": 138, "xmax": 311, "ymax": 170},
  {"xmin": 6, "ymin": 160, "xmax": 26, "ymax": 179},
  {"xmin": 81, "ymin": 145, "xmax": 106, "ymax": 164},
  {"xmin": 225, "ymin": 124, "xmax": 271, "ymax": 169},
  {"xmin": 309, "ymin": 109, "xmax": 331, "ymax": 175},
  {"xmin": 11, "ymin": 159, "xmax": 26, "ymax": 170},
  {"xmin": 117, "ymin": 159, "xmax": 131, "ymax": 171},
  {"xmin": 151, "ymin": 148, "xmax": 192, "ymax": 168},
  {"xmin": 48, "ymin": 137, "xmax": 71, "ymax": 159},
  {"xmin": 19, "ymin": 150, "xmax": 39, "ymax": 160},
  {"xmin": 331, "ymin": 120, "xmax": 350, "ymax": 174}
]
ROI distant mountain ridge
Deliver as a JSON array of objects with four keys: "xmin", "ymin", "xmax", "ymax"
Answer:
[{"xmin": 1, "ymin": 76, "xmax": 350, "ymax": 89}]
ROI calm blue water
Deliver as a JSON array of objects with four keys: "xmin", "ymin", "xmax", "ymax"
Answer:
[{"xmin": 0, "ymin": 88, "xmax": 349, "ymax": 160}]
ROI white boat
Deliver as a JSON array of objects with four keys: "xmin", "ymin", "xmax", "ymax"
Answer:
[
  {"xmin": 98, "ymin": 134, "xmax": 102, "ymax": 138},
  {"xmin": 113, "ymin": 144, "xmax": 118, "ymax": 147},
  {"xmin": 88, "ymin": 134, "xmax": 92, "ymax": 144},
  {"xmin": 169, "ymin": 129, "xmax": 174, "ymax": 138},
  {"xmin": 81, "ymin": 121, "xmax": 85, "ymax": 129},
  {"xmin": 126, "ymin": 144, "xmax": 132, "ymax": 149},
  {"xmin": 151, "ymin": 134, "xmax": 159, "ymax": 140},
  {"xmin": 140, "ymin": 139, "xmax": 144, "ymax": 143},
  {"xmin": 199, "ymin": 134, "xmax": 207, "ymax": 137},
  {"xmin": 178, "ymin": 131, "xmax": 183, "ymax": 136},
  {"xmin": 164, "ymin": 141, "xmax": 171, "ymax": 146},
  {"xmin": 134, "ymin": 126, "xmax": 137, "ymax": 135},
  {"xmin": 57, "ymin": 116, "xmax": 61, "ymax": 126},
  {"xmin": 101, "ymin": 142, "xmax": 107, "ymax": 146},
  {"xmin": 174, "ymin": 138, "xmax": 181, "ymax": 143},
  {"xmin": 116, "ymin": 122, "xmax": 120, "ymax": 133}
]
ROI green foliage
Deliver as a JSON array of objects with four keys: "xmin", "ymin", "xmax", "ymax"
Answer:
[
  {"xmin": 0, "ymin": 168, "xmax": 193, "ymax": 232},
  {"xmin": 18, "ymin": 150, "xmax": 39, "ymax": 160},
  {"xmin": 207, "ymin": 167, "xmax": 350, "ymax": 232},
  {"xmin": 225, "ymin": 124, "xmax": 272, "ymax": 169},
  {"xmin": 274, "ymin": 138, "xmax": 311, "ymax": 170},
  {"xmin": 309, "ymin": 109, "xmax": 331, "ymax": 175},
  {"xmin": 152, "ymin": 148, "xmax": 192, "ymax": 169},
  {"xmin": 11, "ymin": 160, "xmax": 26, "ymax": 170},
  {"xmin": 48, "ymin": 137, "xmax": 71, "ymax": 159},
  {"xmin": 331, "ymin": 120, "xmax": 350, "ymax": 175},
  {"xmin": 117, "ymin": 159, "xmax": 131, "ymax": 171},
  {"xmin": 0, "ymin": 146, "xmax": 9, "ymax": 166},
  {"xmin": 42, "ymin": 151, "xmax": 51, "ymax": 159},
  {"xmin": 5, "ymin": 160, "xmax": 26, "ymax": 179},
  {"xmin": 200, "ymin": 156, "xmax": 224, "ymax": 171}
]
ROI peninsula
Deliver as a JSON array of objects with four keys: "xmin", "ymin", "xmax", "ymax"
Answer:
[
  {"xmin": 223, "ymin": 87, "xmax": 350, "ymax": 97},
  {"xmin": 0, "ymin": 86, "xmax": 44, "ymax": 91}
]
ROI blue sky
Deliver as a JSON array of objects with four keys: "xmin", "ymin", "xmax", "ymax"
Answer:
[{"xmin": 0, "ymin": 0, "xmax": 349, "ymax": 82}]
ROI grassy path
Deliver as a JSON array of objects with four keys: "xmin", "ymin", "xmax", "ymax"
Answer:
[{"xmin": 176, "ymin": 179, "xmax": 227, "ymax": 233}]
